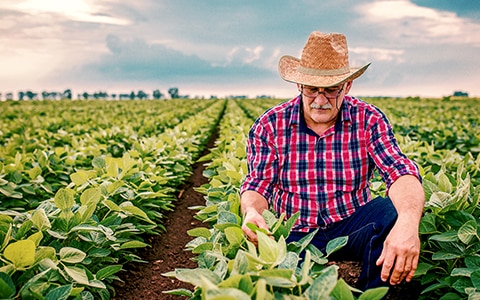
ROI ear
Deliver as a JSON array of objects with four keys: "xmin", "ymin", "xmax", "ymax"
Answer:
[
  {"xmin": 344, "ymin": 81, "xmax": 353, "ymax": 94},
  {"xmin": 296, "ymin": 83, "xmax": 302, "ymax": 92}
]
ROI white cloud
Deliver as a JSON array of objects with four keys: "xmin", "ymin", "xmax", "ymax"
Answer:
[
  {"xmin": 225, "ymin": 46, "xmax": 265, "ymax": 65},
  {"xmin": 350, "ymin": 47, "xmax": 404, "ymax": 63},
  {"xmin": 7, "ymin": 0, "xmax": 130, "ymax": 25},
  {"xmin": 357, "ymin": 0, "xmax": 480, "ymax": 45}
]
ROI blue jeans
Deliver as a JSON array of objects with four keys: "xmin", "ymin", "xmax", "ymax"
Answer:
[{"xmin": 286, "ymin": 196, "xmax": 398, "ymax": 291}]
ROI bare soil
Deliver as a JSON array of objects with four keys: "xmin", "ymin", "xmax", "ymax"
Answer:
[{"xmin": 111, "ymin": 135, "xmax": 422, "ymax": 300}]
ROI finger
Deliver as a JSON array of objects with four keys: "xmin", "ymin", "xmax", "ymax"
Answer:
[
  {"xmin": 389, "ymin": 255, "xmax": 406, "ymax": 285},
  {"xmin": 241, "ymin": 224, "xmax": 258, "ymax": 244},
  {"xmin": 380, "ymin": 252, "xmax": 395, "ymax": 283},
  {"xmin": 405, "ymin": 254, "xmax": 419, "ymax": 282},
  {"xmin": 376, "ymin": 248, "xmax": 386, "ymax": 267}
]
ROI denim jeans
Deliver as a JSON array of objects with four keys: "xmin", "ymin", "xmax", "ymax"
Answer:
[{"xmin": 285, "ymin": 196, "xmax": 398, "ymax": 291}]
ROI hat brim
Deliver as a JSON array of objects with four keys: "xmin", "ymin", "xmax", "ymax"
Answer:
[{"xmin": 278, "ymin": 55, "xmax": 371, "ymax": 87}]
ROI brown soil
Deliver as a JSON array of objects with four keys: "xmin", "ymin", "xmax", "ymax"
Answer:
[{"xmin": 111, "ymin": 135, "xmax": 422, "ymax": 300}]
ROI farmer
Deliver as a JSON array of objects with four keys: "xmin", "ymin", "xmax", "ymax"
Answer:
[{"xmin": 240, "ymin": 31, "xmax": 425, "ymax": 291}]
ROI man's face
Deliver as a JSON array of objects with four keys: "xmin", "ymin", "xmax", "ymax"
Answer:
[{"xmin": 298, "ymin": 82, "xmax": 351, "ymax": 128}]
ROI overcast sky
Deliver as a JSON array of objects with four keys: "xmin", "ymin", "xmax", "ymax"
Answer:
[{"xmin": 1, "ymin": 0, "xmax": 479, "ymax": 99}]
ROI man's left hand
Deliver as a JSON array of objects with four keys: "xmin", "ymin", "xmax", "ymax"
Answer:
[{"xmin": 376, "ymin": 219, "xmax": 421, "ymax": 285}]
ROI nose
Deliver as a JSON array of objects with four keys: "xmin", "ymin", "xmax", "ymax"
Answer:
[{"xmin": 313, "ymin": 92, "xmax": 329, "ymax": 104}]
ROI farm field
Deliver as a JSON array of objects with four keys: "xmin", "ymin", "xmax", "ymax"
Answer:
[{"xmin": 0, "ymin": 97, "xmax": 479, "ymax": 299}]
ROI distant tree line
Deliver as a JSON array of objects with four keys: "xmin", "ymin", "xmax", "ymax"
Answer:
[{"xmin": 0, "ymin": 87, "xmax": 192, "ymax": 101}]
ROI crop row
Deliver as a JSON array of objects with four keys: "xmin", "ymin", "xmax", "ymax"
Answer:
[
  {"xmin": 0, "ymin": 99, "xmax": 225, "ymax": 299},
  {"xmin": 0, "ymin": 97, "xmax": 479, "ymax": 299}
]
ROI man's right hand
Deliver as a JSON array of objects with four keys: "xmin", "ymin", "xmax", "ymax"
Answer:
[
  {"xmin": 241, "ymin": 207, "xmax": 269, "ymax": 245},
  {"xmin": 240, "ymin": 190, "xmax": 270, "ymax": 245}
]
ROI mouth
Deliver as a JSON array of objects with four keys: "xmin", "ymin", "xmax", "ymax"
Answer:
[{"xmin": 310, "ymin": 103, "xmax": 332, "ymax": 110}]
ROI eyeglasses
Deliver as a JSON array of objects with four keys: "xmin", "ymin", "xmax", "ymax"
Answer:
[{"xmin": 301, "ymin": 85, "xmax": 344, "ymax": 99}]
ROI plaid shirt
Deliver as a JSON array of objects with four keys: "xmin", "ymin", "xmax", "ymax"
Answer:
[{"xmin": 241, "ymin": 95, "xmax": 421, "ymax": 232}]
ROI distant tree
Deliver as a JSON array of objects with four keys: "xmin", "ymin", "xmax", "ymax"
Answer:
[
  {"xmin": 62, "ymin": 89, "xmax": 72, "ymax": 100},
  {"xmin": 93, "ymin": 91, "xmax": 108, "ymax": 99},
  {"xmin": 152, "ymin": 89, "xmax": 163, "ymax": 100},
  {"xmin": 18, "ymin": 92, "xmax": 25, "ymax": 100},
  {"xmin": 129, "ymin": 91, "xmax": 135, "ymax": 100},
  {"xmin": 137, "ymin": 90, "xmax": 148, "ymax": 100},
  {"xmin": 168, "ymin": 87, "xmax": 179, "ymax": 99},
  {"xmin": 25, "ymin": 90, "xmax": 37, "ymax": 100},
  {"xmin": 453, "ymin": 91, "xmax": 468, "ymax": 97},
  {"xmin": 82, "ymin": 92, "xmax": 89, "ymax": 100}
]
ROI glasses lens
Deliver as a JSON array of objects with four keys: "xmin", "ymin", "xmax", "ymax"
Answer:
[{"xmin": 302, "ymin": 86, "xmax": 342, "ymax": 98}]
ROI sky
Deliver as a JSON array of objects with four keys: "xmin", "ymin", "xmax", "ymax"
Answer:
[{"xmin": 1, "ymin": 0, "xmax": 479, "ymax": 99}]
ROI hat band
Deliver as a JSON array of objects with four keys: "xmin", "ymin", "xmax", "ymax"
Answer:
[{"xmin": 298, "ymin": 65, "xmax": 350, "ymax": 76}]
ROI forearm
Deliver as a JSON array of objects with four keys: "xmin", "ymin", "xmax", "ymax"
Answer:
[{"xmin": 388, "ymin": 174, "xmax": 425, "ymax": 226}]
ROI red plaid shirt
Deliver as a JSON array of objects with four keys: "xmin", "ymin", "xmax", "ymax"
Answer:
[{"xmin": 241, "ymin": 95, "xmax": 421, "ymax": 232}]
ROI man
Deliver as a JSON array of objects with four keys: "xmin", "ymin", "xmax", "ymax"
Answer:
[{"xmin": 240, "ymin": 31, "xmax": 425, "ymax": 291}]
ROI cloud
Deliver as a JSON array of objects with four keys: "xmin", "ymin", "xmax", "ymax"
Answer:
[
  {"xmin": 356, "ymin": 0, "xmax": 480, "ymax": 45},
  {"xmin": 8, "ymin": 0, "xmax": 130, "ymax": 25},
  {"xmin": 48, "ymin": 34, "xmax": 277, "ymax": 89}
]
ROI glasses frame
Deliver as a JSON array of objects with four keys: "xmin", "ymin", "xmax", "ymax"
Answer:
[{"xmin": 301, "ymin": 84, "xmax": 345, "ymax": 100}]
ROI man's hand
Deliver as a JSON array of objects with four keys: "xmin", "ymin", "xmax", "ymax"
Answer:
[
  {"xmin": 240, "ymin": 190, "xmax": 270, "ymax": 245},
  {"xmin": 241, "ymin": 207, "xmax": 269, "ymax": 245},
  {"xmin": 376, "ymin": 219, "xmax": 421, "ymax": 285},
  {"xmin": 378, "ymin": 175, "xmax": 424, "ymax": 285}
]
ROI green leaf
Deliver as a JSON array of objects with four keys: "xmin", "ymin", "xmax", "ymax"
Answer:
[
  {"xmin": 414, "ymin": 263, "xmax": 433, "ymax": 276},
  {"xmin": 54, "ymin": 188, "xmax": 75, "ymax": 210},
  {"xmin": 187, "ymin": 227, "xmax": 211, "ymax": 239},
  {"xmin": 257, "ymin": 269, "xmax": 296, "ymax": 288},
  {"xmin": 305, "ymin": 265, "xmax": 338, "ymax": 299},
  {"xmin": 330, "ymin": 278, "xmax": 354, "ymax": 300},
  {"xmin": 358, "ymin": 287, "xmax": 389, "ymax": 299},
  {"xmin": 255, "ymin": 278, "xmax": 274, "ymax": 300},
  {"xmin": 70, "ymin": 171, "xmax": 90, "ymax": 186},
  {"xmin": 429, "ymin": 230, "xmax": 458, "ymax": 242},
  {"xmin": 192, "ymin": 242, "xmax": 213, "ymax": 254},
  {"xmin": 258, "ymin": 231, "xmax": 286, "ymax": 267},
  {"xmin": 45, "ymin": 284, "xmax": 72, "ymax": 300},
  {"xmin": 0, "ymin": 272, "xmax": 15, "ymax": 299},
  {"xmin": 163, "ymin": 288, "xmax": 193, "ymax": 296},
  {"xmin": 121, "ymin": 205, "xmax": 155, "ymax": 224},
  {"xmin": 34, "ymin": 247, "xmax": 56, "ymax": 264},
  {"xmin": 102, "ymin": 199, "xmax": 121, "ymax": 211},
  {"xmin": 59, "ymin": 247, "xmax": 86, "ymax": 264},
  {"xmin": 457, "ymin": 220, "xmax": 478, "ymax": 244},
  {"xmin": 64, "ymin": 266, "xmax": 89, "ymax": 285},
  {"xmin": 444, "ymin": 210, "xmax": 476, "ymax": 229},
  {"xmin": 169, "ymin": 268, "xmax": 221, "ymax": 286},
  {"xmin": 472, "ymin": 270, "xmax": 480, "ymax": 290},
  {"xmin": 96, "ymin": 265, "xmax": 122, "ymax": 280},
  {"xmin": 28, "ymin": 231, "xmax": 43, "ymax": 247},
  {"xmin": 432, "ymin": 251, "xmax": 464, "ymax": 260},
  {"xmin": 4, "ymin": 240, "xmax": 36, "ymax": 268},
  {"xmin": 80, "ymin": 188, "xmax": 102, "ymax": 205},
  {"xmin": 92, "ymin": 157, "xmax": 106, "ymax": 169},
  {"xmin": 224, "ymin": 226, "xmax": 244, "ymax": 246},
  {"xmin": 31, "ymin": 209, "xmax": 51, "ymax": 231},
  {"xmin": 419, "ymin": 213, "xmax": 437, "ymax": 234},
  {"xmin": 326, "ymin": 236, "xmax": 348, "ymax": 257},
  {"xmin": 119, "ymin": 240, "xmax": 149, "ymax": 249}
]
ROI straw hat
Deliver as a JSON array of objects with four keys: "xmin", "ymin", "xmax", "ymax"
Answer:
[{"xmin": 278, "ymin": 31, "xmax": 370, "ymax": 87}]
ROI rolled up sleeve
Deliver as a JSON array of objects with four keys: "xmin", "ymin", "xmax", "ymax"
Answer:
[
  {"xmin": 240, "ymin": 119, "xmax": 278, "ymax": 202},
  {"xmin": 366, "ymin": 110, "xmax": 421, "ymax": 189}
]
